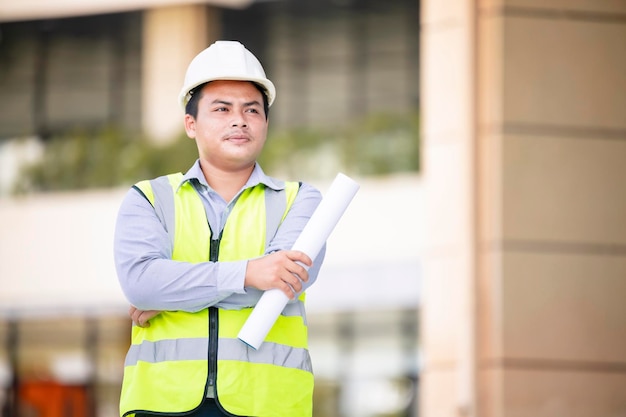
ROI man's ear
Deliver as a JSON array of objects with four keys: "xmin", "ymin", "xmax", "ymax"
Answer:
[{"xmin": 184, "ymin": 114, "xmax": 196, "ymax": 138}]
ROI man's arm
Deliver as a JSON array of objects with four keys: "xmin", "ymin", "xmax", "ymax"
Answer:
[
  {"xmin": 114, "ymin": 187, "xmax": 247, "ymax": 312},
  {"xmin": 215, "ymin": 182, "xmax": 327, "ymax": 309},
  {"xmin": 115, "ymin": 182, "xmax": 325, "ymax": 314},
  {"xmin": 265, "ymin": 182, "xmax": 326, "ymax": 292}
]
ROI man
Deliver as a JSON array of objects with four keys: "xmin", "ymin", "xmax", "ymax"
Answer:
[{"xmin": 114, "ymin": 40, "xmax": 325, "ymax": 417}]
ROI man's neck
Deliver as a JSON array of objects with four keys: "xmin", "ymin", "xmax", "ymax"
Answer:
[{"xmin": 201, "ymin": 162, "xmax": 255, "ymax": 203}]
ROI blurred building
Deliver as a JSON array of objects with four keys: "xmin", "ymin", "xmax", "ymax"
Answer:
[
  {"xmin": 419, "ymin": 1, "xmax": 626, "ymax": 417},
  {"xmin": 0, "ymin": 0, "xmax": 419, "ymax": 143},
  {"xmin": 0, "ymin": 175, "xmax": 421, "ymax": 417},
  {"xmin": 1, "ymin": 0, "xmax": 626, "ymax": 417},
  {"xmin": 0, "ymin": 4, "xmax": 421, "ymax": 416}
]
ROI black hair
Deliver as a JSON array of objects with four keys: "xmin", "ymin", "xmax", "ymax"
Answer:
[{"xmin": 184, "ymin": 81, "xmax": 270, "ymax": 120}]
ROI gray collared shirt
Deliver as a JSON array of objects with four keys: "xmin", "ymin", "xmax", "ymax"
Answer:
[{"xmin": 114, "ymin": 160, "xmax": 325, "ymax": 312}]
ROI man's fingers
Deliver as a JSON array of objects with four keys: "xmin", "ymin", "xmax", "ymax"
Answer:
[
  {"xmin": 284, "ymin": 270, "xmax": 304, "ymax": 293},
  {"xmin": 129, "ymin": 306, "xmax": 140, "ymax": 325},
  {"xmin": 129, "ymin": 306, "xmax": 157, "ymax": 328},
  {"xmin": 244, "ymin": 250, "xmax": 315, "ymax": 298},
  {"xmin": 282, "ymin": 262, "xmax": 310, "ymax": 295},
  {"xmin": 287, "ymin": 250, "xmax": 313, "ymax": 268},
  {"xmin": 281, "ymin": 282, "xmax": 296, "ymax": 299},
  {"xmin": 137, "ymin": 312, "xmax": 152, "ymax": 328},
  {"xmin": 290, "ymin": 262, "xmax": 309, "ymax": 283}
]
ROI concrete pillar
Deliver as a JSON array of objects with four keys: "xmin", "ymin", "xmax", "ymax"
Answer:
[
  {"xmin": 419, "ymin": 0, "xmax": 478, "ymax": 414},
  {"xmin": 419, "ymin": 0, "xmax": 626, "ymax": 416},
  {"xmin": 141, "ymin": 5, "xmax": 220, "ymax": 143}
]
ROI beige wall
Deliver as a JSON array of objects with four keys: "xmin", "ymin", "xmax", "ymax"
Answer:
[
  {"xmin": 0, "ymin": 0, "xmax": 251, "ymax": 22},
  {"xmin": 141, "ymin": 5, "xmax": 221, "ymax": 143},
  {"xmin": 419, "ymin": 0, "xmax": 626, "ymax": 416}
]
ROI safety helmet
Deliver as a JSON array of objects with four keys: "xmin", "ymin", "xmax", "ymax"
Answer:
[{"xmin": 178, "ymin": 40, "xmax": 276, "ymax": 109}]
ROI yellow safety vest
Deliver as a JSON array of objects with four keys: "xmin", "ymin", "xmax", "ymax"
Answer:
[{"xmin": 120, "ymin": 173, "xmax": 313, "ymax": 417}]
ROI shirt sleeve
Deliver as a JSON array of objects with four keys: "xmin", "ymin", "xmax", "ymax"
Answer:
[
  {"xmin": 113, "ymin": 187, "xmax": 246, "ymax": 312},
  {"xmin": 217, "ymin": 181, "xmax": 327, "ymax": 309},
  {"xmin": 113, "ymin": 181, "xmax": 327, "ymax": 312},
  {"xmin": 267, "ymin": 182, "xmax": 326, "ymax": 291}
]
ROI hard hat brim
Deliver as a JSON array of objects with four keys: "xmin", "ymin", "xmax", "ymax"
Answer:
[{"xmin": 179, "ymin": 76, "xmax": 276, "ymax": 110}]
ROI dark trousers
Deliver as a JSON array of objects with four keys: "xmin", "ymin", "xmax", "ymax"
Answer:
[{"xmin": 136, "ymin": 399, "xmax": 236, "ymax": 417}]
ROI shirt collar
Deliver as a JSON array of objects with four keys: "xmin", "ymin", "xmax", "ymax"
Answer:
[{"xmin": 177, "ymin": 159, "xmax": 286, "ymax": 192}]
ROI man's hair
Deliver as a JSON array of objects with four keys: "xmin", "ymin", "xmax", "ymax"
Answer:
[{"xmin": 185, "ymin": 81, "xmax": 270, "ymax": 120}]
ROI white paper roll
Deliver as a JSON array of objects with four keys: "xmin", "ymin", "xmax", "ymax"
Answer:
[{"xmin": 238, "ymin": 172, "xmax": 360, "ymax": 349}]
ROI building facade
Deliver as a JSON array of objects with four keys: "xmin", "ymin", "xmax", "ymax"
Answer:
[
  {"xmin": 419, "ymin": 1, "xmax": 626, "ymax": 416},
  {"xmin": 1, "ymin": 3, "xmax": 421, "ymax": 416},
  {"xmin": 0, "ymin": 0, "xmax": 419, "ymax": 142},
  {"xmin": 1, "ymin": 0, "xmax": 625, "ymax": 416}
]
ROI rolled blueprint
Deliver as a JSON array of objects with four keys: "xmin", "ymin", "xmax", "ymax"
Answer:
[{"xmin": 238, "ymin": 172, "xmax": 360, "ymax": 349}]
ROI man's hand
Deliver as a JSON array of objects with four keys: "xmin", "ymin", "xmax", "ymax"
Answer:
[
  {"xmin": 245, "ymin": 250, "xmax": 312, "ymax": 299},
  {"xmin": 129, "ymin": 305, "xmax": 161, "ymax": 328}
]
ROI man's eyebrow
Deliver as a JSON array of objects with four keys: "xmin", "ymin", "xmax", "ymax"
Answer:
[
  {"xmin": 211, "ymin": 99, "xmax": 232, "ymax": 106},
  {"xmin": 209, "ymin": 99, "xmax": 261, "ymax": 107}
]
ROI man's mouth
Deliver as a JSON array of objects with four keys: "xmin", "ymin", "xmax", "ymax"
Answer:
[{"xmin": 226, "ymin": 135, "xmax": 250, "ymax": 143}]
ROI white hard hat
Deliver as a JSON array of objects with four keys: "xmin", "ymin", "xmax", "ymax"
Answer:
[{"xmin": 178, "ymin": 40, "xmax": 276, "ymax": 109}]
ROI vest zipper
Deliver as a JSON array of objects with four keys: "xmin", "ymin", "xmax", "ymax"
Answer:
[
  {"xmin": 208, "ymin": 306, "xmax": 218, "ymax": 391},
  {"xmin": 208, "ymin": 236, "xmax": 221, "ymax": 397},
  {"xmin": 209, "ymin": 236, "xmax": 220, "ymax": 264}
]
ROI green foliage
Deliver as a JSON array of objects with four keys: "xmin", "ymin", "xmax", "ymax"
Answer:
[
  {"xmin": 260, "ymin": 111, "xmax": 420, "ymax": 179},
  {"xmin": 344, "ymin": 111, "xmax": 421, "ymax": 175},
  {"xmin": 14, "ymin": 127, "xmax": 197, "ymax": 194},
  {"xmin": 14, "ymin": 111, "xmax": 420, "ymax": 194}
]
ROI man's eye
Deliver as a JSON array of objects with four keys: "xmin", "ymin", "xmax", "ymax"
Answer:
[{"xmin": 246, "ymin": 108, "xmax": 259, "ymax": 113}]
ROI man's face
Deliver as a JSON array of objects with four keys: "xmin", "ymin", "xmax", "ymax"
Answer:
[{"xmin": 184, "ymin": 80, "xmax": 268, "ymax": 173}]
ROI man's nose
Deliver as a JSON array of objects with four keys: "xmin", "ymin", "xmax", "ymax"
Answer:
[{"xmin": 231, "ymin": 111, "xmax": 248, "ymax": 127}]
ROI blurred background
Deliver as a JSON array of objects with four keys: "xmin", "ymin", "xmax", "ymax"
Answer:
[{"xmin": 0, "ymin": 0, "xmax": 624, "ymax": 416}]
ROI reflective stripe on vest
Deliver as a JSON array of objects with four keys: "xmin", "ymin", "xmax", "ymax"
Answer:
[
  {"xmin": 125, "ymin": 338, "xmax": 312, "ymax": 372},
  {"xmin": 120, "ymin": 173, "xmax": 313, "ymax": 417}
]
